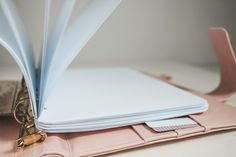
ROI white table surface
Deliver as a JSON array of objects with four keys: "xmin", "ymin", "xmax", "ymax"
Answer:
[{"xmin": 1, "ymin": 61, "xmax": 236, "ymax": 157}]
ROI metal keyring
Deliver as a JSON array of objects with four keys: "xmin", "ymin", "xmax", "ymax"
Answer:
[{"xmin": 13, "ymin": 97, "xmax": 30, "ymax": 124}]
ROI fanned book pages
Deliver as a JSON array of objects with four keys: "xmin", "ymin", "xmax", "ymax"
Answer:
[{"xmin": 0, "ymin": 0, "xmax": 208, "ymax": 133}]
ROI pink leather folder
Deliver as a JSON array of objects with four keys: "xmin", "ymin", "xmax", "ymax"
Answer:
[{"xmin": 1, "ymin": 28, "xmax": 236, "ymax": 157}]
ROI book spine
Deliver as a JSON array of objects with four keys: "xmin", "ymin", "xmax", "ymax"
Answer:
[{"xmin": 35, "ymin": 68, "xmax": 40, "ymax": 113}]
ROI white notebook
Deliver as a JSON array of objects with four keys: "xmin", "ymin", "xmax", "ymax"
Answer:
[{"xmin": 0, "ymin": 0, "xmax": 208, "ymax": 133}]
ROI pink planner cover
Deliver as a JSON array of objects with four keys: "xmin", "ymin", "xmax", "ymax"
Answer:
[{"xmin": 1, "ymin": 28, "xmax": 236, "ymax": 157}]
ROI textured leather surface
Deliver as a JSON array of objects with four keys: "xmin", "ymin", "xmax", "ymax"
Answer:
[{"xmin": 1, "ymin": 92, "xmax": 236, "ymax": 157}]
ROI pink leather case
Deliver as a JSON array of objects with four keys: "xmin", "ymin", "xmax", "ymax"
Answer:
[{"xmin": 1, "ymin": 28, "xmax": 236, "ymax": 157}]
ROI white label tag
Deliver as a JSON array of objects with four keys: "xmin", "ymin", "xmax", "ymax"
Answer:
[{"xmin": 145, "ymin": 117, "xmax": 198, "ymax": 132}]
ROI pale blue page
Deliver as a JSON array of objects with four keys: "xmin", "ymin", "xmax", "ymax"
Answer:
[
  {"xmin": 40, "ymin": 0, "xmax": 122, "ymax": 111},
  {"xmin": 39, "ymin": 0, "xmax": 76, "ymax": 112},
  {"xmin": 0, "ymin": 6, "xmax": 37, "ymax": 117},
  {"xmin": 1, "ymin": 0, "xmax": 36, "ymax": 84},
  {"xmin": 39, "ymin": 0, "xmax": 52, "ymax": 107}
]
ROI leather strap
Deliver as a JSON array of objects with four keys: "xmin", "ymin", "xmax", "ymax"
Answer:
[
  {"xmin": 208, "ymin": 28, "xmax": 236, "ymax": 102},
  {"xmin": 156, "ymin": 28, "xmax": 236, "ymax": 102}
]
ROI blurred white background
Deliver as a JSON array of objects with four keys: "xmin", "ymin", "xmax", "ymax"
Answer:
[{"xmin": 0, "ymin": 0, "xmax": 236, "ymax": 68}]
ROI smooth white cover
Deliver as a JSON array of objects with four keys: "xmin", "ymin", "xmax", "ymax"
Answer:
[{"xmin": 37, "ymin": 68, "xmax": 208, "ymax": 132}]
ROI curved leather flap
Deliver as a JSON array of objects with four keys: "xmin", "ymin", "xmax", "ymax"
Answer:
[{"xmin": 208, "ymin": 28, "xmax": 236, "ymax": 102}]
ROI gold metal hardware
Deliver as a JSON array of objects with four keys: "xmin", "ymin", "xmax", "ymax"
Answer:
[{"xmin": 13, "ymin": 79, "xmax": 47, "ymax": 147}]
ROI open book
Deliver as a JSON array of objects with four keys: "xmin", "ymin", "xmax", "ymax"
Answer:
[{"xmin": 0, "ymin": 0, "xmax": 208, "ymax": 133}]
